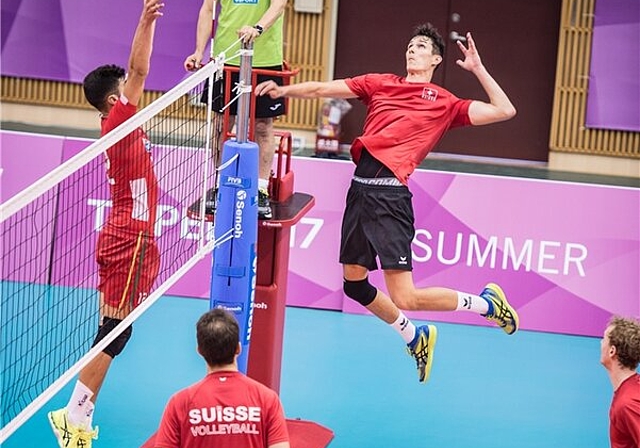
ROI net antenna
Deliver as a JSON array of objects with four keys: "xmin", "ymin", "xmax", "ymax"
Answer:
[{"xmin": 0, "ymin": 59, "xmax": 233, "ymax": 442}]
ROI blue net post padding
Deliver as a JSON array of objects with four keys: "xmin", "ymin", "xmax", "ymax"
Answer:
[{"xmin": 210, "ymin": 140, "xmax": 259, "ymax": 372}]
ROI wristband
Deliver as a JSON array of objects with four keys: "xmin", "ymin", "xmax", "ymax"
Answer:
[{"xmin": 254, "ymin": 24, "xmax": 264, "ymax": 35}]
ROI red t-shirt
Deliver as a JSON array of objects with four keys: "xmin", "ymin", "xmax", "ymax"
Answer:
[
  {"xmin": 101, "ymin": 96, "xmax": 158, "ymax": 236},
  {"xmin": 610, "ymin": 373, "xmax": 640, "ymax": 448},
  {"xmin": 345, "ymin": 73, "xmax": 472, "ymax": 185},
  {"xmin": 155, "ymin": 371, "xmax": 289, "ymax": 448}
]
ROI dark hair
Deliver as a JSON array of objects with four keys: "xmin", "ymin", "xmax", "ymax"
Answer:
[
  {"xmin": 608, "ymin": 316, "xmax": 640, "ymax": 370},
  {"xmin": 412, "ymin": 23, "xmax": 445, "ymax": 58},
  {"xmin": 82, "ymin": 64, "xmax": 125, "ymax": 112},
  {"xmin": 196, "ymin": 308, "xmax": 240, "ymax": 367}
]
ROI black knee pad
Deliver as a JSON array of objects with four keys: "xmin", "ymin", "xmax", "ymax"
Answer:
[
  {"xmin": 92, "ymin": 318, "xmax": 133, "ymax": 358},
  {"xmin": 343, "ymin": 277, "xmax": 377, "ymax": 307}
]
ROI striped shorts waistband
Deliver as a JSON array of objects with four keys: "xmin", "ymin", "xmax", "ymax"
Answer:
[{"xmin": 352, "ymin": 176, "xmax": 403, "ymax": 187}]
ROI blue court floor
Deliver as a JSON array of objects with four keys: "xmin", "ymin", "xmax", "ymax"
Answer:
[{"xmin": 5, "ymin": 295, "xmax": 613, "ymax": 448}]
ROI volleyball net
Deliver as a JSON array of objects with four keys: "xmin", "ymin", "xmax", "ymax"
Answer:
[{"xmin": 0, "ymin": 57, "xmax": 234, "ymax": 441}]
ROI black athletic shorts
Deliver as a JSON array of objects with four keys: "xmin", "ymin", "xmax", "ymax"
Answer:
[
  {"xmin": 202, "ymin": 64, "xmax": 286, "ymax": 118},
  {"xmin": 339, "ymin": 179, "xmax": 415, "ymax": 271}
]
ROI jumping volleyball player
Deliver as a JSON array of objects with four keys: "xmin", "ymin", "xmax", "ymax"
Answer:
[
  {"xmin": 256, "ymin": 23, "xmax": 519, "ymax": 382},
  {"xmin": 48, "ymin": 0, "xmax": 164, "ymax": 446}
]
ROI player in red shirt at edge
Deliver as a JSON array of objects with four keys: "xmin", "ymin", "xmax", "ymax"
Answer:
[
  {"xmin": 601, "ymin": 316, "xmax": 640, "ymax": 448},
  {"xmin": 154, "ymin": 308, "xmax": 290, "ymax": 448},
  {"xmin": 256, "ymin": 23, "xmax": 519, "ymax": 383},
  {"xmin": 48, "ymin": 1, "xmax": 164, "ymax": 446}
]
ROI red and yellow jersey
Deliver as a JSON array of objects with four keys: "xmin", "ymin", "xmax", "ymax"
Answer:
[{"xmin": 100, "ymin": 96, "xmax": 158, "ymax": 237}]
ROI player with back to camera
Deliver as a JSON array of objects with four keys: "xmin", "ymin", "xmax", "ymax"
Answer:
[
  {"xmin": 154, "ymin": 308, "xmax": 290, "ymax": 448},
  {"xmin": 256, "ymin": 23, "xmax": 519, "ymax": 383},
  {"xmin": 600, "ymin": 316, "xmax": 640, "ymax": 448},
  {"xmin": 48, "ymin": 1, "xmax": 164, "ymax": 447}
]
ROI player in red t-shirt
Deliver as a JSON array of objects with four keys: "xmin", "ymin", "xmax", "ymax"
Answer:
[
  {"xmin": 601, "ymin": 316, "xmax": 640, "ymax": 448},
  {"xmin": 256, "ymin": 23, "xmax": 518, "ymax": 383},
  {"xmin": 154, "ymin": 308, "xmax": 290, "ymax": 448},
  {"xmin": 48, "ymin": 1, "xmax": 165, "ymax": 447}
]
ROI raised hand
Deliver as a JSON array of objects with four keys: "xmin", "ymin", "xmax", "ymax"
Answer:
[
  {"xmin": 142, "ymin": 0, "xmax": 164, "ymax": 22},
  {"xmin": 455, "ymin": 32, "xmax": 483, "ymax": 73}
]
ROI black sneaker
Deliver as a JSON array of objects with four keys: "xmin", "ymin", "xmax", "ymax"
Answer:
[
  {"xmin": 258, "ymin": 188, "xmax": 273, "ymax": 220},
  {"xmin": 187, "ymin": 187, "xmax": 217, "ymax": 222}
]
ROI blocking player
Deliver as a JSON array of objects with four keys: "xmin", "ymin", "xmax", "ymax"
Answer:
[{"xmin": 48, "ymin": 1, "xmax": 164, "ymax": 446}]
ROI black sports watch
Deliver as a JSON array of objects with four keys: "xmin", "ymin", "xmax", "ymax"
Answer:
[{"xmin": 254, "ymin": 24, "xmax": 264, "ymax": 35}]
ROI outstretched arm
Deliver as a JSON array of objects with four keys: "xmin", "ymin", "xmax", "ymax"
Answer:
[
  {"xmin": 255, "ymin": 79, "xmax": 357, "ymax": 99},
  {"xmin": 456, "ymin": 32, "xmax": 516, "ymax": 125},
  {"xmin": 125, "ymin": 0, "xmax": 164, "ymax": 106}
]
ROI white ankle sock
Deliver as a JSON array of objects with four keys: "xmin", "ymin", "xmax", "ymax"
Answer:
[
  {"xmin": 456, "ymin": 291, "xmax": 489, "ymax": 314},
  {"xmin": 390, "ymin": 312, "xmax": 416, "ymax": 344},
  {"xmin": 258, "ymin": 178, "xmax": 269, "ymax": 190},
  {"xmin": 83, "ymin": 400, "xmax": 95, "ymax": 429},
  {"xmin": 66, "ymin": 381, "xmax": 94, "ymax": 427}
]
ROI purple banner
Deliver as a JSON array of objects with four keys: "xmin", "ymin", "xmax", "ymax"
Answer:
[
  {"xmin": 1, "ymin": 0, "xmax": 200, "ymax": 91},
  {"xmin": 586, "ymin": 0, "xmax": 640, "ymax": 132},
  {"xmin": 2, "ymin": 131, "xmax": 639, "ymax": 337}
]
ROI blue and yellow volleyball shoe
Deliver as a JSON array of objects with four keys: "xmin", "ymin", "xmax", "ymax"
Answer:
[
  {"xmin": 480, "ymin": 283, "xmax": 519, "ymax": 335},
  {"xmin": 406, "ymin": 324, "xmax": 438, "ymax": 383}
]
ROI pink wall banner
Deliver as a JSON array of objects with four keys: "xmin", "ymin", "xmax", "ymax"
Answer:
[
  {"xmin": 2, "ymin": 131, "xmax": 639, "ymax": 337},
  {"xmin": 1, "ymin": 132, "xmax": 64, "ymax": 284},
  {"xmin": 0, "ymin": 131, "xmax": 65, "ymax": 200},
  {"xmin": 288, "ymin": 157, "xmax": 640, "ymax": 337}
]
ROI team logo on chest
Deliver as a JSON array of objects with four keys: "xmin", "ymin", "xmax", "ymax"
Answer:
[{"xmin": 421, "ymin": 87, "xmax": 438, "ymax": 102}]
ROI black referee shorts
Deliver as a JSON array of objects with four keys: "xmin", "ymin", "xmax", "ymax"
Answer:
[
  {"xmin": 339, "ymin": 180, "xmax": 415, "ymax": 271},
  {"xmin": 202, "ymin": 64, "xmax": 286, "ymax": 118}
]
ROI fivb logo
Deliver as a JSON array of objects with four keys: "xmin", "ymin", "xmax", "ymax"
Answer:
[
  {"xmin": 223, "ymin": 175, "xmax": 250, "ymax": 189},
  {"xmin": 234, "ymin": 189, "xmax": 247, "ymax": 239}
]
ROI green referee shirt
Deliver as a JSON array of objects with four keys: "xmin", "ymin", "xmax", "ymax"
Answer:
[{"xmin": 213, "ymin": 0, "xmax": 284, "ymax": 67}]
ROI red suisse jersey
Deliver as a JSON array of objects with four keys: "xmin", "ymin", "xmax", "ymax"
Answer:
[
  {"xmin": 345, "ymin": 73, "xmax": 472, "ymax": 185},
  {"xmin": 101, "ymin": 96, "xmax": 158, "ymax": 236},
  {"xmin": 610, "ymin": 373, "xmax": 640, "ymax": 448},
  {"xmin": 155, "ymin": 371, "xmax": 289, "ymax": 448}
]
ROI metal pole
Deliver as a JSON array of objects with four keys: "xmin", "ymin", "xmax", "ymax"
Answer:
[{"xmin": 236, "ymin": 40, "xmax": 253, "ymax": 143}]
